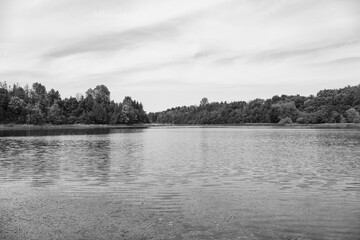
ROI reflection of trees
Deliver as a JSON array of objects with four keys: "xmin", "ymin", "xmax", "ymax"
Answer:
[
  {"xmin": 59, "ymin": 135, "xmax": 112, "ymax": 186},
  {"xmin": 83, "ymin": 137, "xmax": 111, "ymax": 185},
  {"xmin": 30, "ymin": 139, "xmax": 62, "ymax": 187},
  {"xmin": 0, "ymin": 136, "xmax": 112, "ymax": 187},
  {"xmin": 111, "ymin": 132, "xmax": 145, "ymax": 183},
  {"xmin": 0, "ymin": 130, "xmax": 149, "ymax": 188},
  {"xmin": 0, "ymin": 138, "xmax": 61, "ymax": 187}
]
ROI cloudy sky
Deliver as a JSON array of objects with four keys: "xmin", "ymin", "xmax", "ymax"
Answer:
[{"xmin": 1, "ymin": 0, "xmax": 360, "ymax": 112}]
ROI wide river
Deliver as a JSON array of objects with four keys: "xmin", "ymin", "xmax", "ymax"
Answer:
[{"xmin": 0, "ymin": 127, "xmax": 359, "ymax": 240}]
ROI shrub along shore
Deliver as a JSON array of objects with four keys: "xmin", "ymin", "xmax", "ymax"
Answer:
[
  {"xmin": 149, "ymin": 123, "xmax": 360, "ymax": 129},
  {"xmin": 0, "ymin": 123, "xmax": 149, "ymax": 131}
]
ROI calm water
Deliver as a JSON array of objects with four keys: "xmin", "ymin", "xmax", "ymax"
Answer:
[{"xmin": 0, "ymin": 127, "xmax": 359, "ymax": 240}]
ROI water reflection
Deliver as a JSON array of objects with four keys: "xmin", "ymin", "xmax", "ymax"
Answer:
[
  {"xmin": 82, "ymin": 136, "xmax": 111, "ymax": 185},
  {"xmin": 1, "ymin": 127, "xmax": 359, "ymax": 192},
  {"xmin": 110, "ymin": 132, "xmax": 145, "ymax": 183},
  {"xmin": 0, "ymin": 129, "xmax": 147, "ymax": 188},
  {"xmin": 0, "ymin": 128, "xmax": 112, "ymax": 137},
  {"xmin": 0, "ymin": 138, "xmax": 62, "ymax": 186}
]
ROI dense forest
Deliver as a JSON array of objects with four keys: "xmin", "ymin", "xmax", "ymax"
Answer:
[
  {"xmin": 149, "ymin": 84, "xmax": 360, "ymax": 125},
  {"xmin": 0, "ymin": 82, "xmax": 149, "ymax": 125},
  {"xmin": 2, "ymin": 82, "xmax": 360, "ymax": 125}
]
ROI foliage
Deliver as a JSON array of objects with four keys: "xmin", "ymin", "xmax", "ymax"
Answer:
[
  {"xmin": 278, "ymin": 117, "xmax": 293, "ymax": 125},
  {"xmin": 0, "ymin": 82, "xmax": 149, "ymax": 125},
  {"xmin": 48, "ymin": 102, "xmax": 64, "ymax": 124},
  {"xmin": 26, "ymin": 103, "xmax": 45, "ymax": 125},
  {"xmin": 149, "ymin": 84, "xmax": 360, "ymax": 125},
  {"xmin": 2, "ymin": 81, "xmax": 359, "ymax": 126},
  {"xmin": 345, "ymin": 108, "xmax": 360, "ymax": 123}
]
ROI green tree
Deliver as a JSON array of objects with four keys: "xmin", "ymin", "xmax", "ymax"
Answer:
[
  {"xmin": 121, "ymin": 96, "xmax": 137, "ymax": 124},
  {"xmin": 93, "ymin": 85, "xmax": 110, "ymax": 104},
  {"xmin": 0, "ymin": 85, "xmax": 10, "ymax": 122},
  {"xmin": 200, "ymin": 97, "xmax": 209, "ymax": 107},
  {"xmin": 270, "ymin": 101, "xmax": 299, "ymax": 123},
  {"xmin": 46, "ymin": 89, "xmax": 61, "ymax": 107},
  {"xmin": 345, "ymin": 108, "xmax": 360, "ymax": 123},
  {"xmin": 30, "ymin": 82, "xmax": 47, "ymax": 118},
  {"xmin": 10, "ymin": 83, "xmax": 27, "ymax": 100},
  {"xmin": 92, "ymin": 102, "xmax": 108, "ymax": 124},
  {"xmin": 26, "ymin": 103, "xmax": 45, "ymax": 124},
  {"xmin": 8, "ymin": 96, "xmax": 26, "ymax": 114},
  {"xmin": 48, "ymin": 102, "xmax": 64, "ymax": 124}
]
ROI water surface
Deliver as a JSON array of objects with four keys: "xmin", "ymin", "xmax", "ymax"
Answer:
[{"xmin": 0, "ymin": 127, "xmax": 359, "ymax": 239}]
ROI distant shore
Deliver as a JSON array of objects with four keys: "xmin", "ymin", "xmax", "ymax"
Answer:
[
  {"xmin": 0, "ymin": 124, "xmax": 149, "ymax": 131},
  {"xmin": 149, "ymin": 123, "xmax": 360, "ymax": 129},
  {"xmin": 1, "ymin": 123, "xmax": 359, "ymax": 131}
]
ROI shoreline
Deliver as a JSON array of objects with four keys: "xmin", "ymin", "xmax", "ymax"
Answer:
[
  {"xmin": 0, "ymin": 124, "xmax": 149, "ymax": 131},
  {"xmin": 1, "ymin": 123, "xmax": 359, "ymax": 131},
  {"xmin": 149, "ymin": 123, "xmax": 360, "ymax": 129}
]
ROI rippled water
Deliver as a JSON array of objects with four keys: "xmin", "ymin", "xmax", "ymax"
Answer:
[{"xmin": 0, "ymin": 127, "xmax": 359, "ymax": 239}]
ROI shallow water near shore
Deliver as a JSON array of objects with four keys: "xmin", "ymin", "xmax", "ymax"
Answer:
[{"xmin": 1, "ymin": 127, "xmax": 359, "ymax": 239}]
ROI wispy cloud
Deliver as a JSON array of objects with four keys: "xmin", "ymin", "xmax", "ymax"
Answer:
[
  {"xmin": 252, "ymin": 38, "xmax": 360, "ymax": 62},
  {"xmin": 213, "ymin": 38, "xmax": 360, "ymax": 65},
  {"xmin": 317, "ymin": 57, "xmax": 360, "ymax": 65},
  {"xmin": 45, "ymin": 21, "xmax": 180, "ymax": 59},
  {"xmin": 83, "ymin": 60, "xmax": 188, "ymax": 82},
  {"xmin": 0, "ymin": 70, "xmax": 52, "ymax": 80}
]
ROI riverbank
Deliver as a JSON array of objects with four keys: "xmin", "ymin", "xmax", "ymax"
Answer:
[
  {"xmin": 1, "ymin": 123, "xmax": 359, "ymax": 131},
  {"xmin": 0, "ymin": 123, "xmax": 149, "ymax": 131},
  {"xmin": 149, "ymin": 123, "xmax": 360, "ymax": 129}
]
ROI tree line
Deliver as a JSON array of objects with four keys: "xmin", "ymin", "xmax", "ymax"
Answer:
[
  {"xmin": 0, "ymin": 82, "xmax": 149, "ymax": 125},
  {"xmin": 148, "ymin": 84, "xmax": 360, "ymax": 125}
]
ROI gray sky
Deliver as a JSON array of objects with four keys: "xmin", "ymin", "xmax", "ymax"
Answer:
[{"xmin": 1, "ymin": 0, "xmax": 360, "ymax": 112}]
